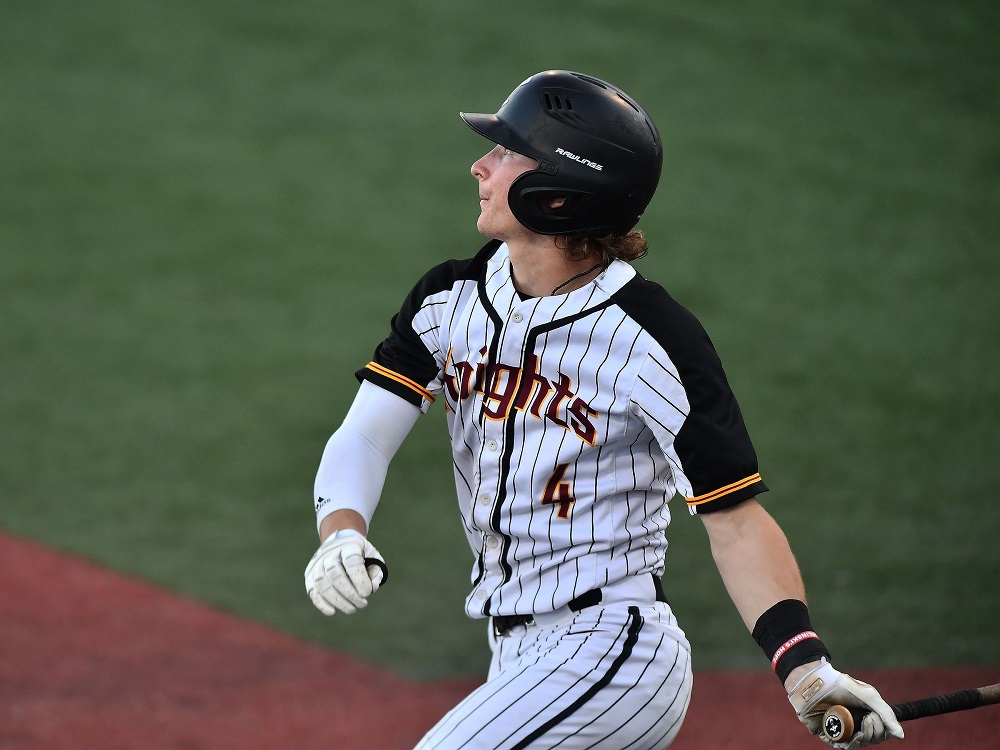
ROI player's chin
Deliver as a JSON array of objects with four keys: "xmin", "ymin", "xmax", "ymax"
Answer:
[{"xmin": 476, "ymin": 217, "xmax": 502, "ymax": 240}]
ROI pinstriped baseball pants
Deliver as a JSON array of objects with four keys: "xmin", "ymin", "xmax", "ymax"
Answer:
[{"xmin": 415, "ymin": 602, "xmax": 693, "ymax": 749}]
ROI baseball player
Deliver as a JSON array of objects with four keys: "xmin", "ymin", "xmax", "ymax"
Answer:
[{"xmin": 305, "ymin": 71, "xmax": 904, "ymax": 749}]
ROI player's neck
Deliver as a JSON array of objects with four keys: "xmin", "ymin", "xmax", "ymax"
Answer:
[{"xmin": 507, "ymin": 239, "xmax": 603, "ymax": 298}]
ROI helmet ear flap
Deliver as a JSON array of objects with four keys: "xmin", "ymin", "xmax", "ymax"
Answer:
[{"xmin": 508, "ymin": 172, "xmax": 595, "ymax": 235}]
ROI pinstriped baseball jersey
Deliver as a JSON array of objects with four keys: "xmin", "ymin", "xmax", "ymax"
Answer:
[{"xmin": 358, "ymin": 239, "xmax": 767, "ymax": 619}]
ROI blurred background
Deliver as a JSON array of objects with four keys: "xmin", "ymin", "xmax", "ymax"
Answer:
[{"xmin": 1, "ymin": 0, "xmax": 997, "ymax": 680}]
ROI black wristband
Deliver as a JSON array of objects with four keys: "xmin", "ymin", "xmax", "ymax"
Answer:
[{"xmin": 752, "ymin": 599, "xmax": 832, "ymax": 683}]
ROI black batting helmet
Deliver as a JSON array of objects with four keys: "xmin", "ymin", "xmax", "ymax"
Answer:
[{"xmin": 461, "ymin": 70, "xmax": 663, "ymax": 236}]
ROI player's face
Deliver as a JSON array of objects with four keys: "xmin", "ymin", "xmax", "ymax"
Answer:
[{"xmin": 471, "ymin": 145, "xmax": 537, "ymax": 241}]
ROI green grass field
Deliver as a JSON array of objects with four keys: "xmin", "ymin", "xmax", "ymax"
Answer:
[{"xmin": 2, "ymin": 0, "xmax": 998, "ymax": 680}]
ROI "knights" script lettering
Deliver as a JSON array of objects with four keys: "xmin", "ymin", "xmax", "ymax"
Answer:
[{"xmin": 444, "ymin": 349, "xmax": 598, "ymax": 445}]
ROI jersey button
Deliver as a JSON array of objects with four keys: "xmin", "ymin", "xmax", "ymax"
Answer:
[
  {"xmin": 512, "ymin": 312, "xmax": 523, "ymax": 323},
  {"xmin": 487, "ymin": 536, "xmax": 499, "ymax": 550},
  {"xmin": 478, "ymin": 493, "xmax": 491, "ymax": 505},
  {"xmin": 487, "ymin": 439, "xmax": 498, "ymax": 451}
]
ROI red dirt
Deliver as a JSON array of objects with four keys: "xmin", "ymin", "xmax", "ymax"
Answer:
[{"xmin": 1, "ymin": 532, "xmax": 995, "ymax": 749}]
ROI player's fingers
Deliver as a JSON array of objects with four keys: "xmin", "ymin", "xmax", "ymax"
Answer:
[
  {"xmin": 307, "ymin": 585, "xmax": 337, "ymax": 616},
  {"xmin": 368, "ymin": 564, "xmax": 384, "ymax": 592},
  {"xmin": 304, "ymin": 557, "xmax": 336, "ymax": 614},
  {"xmin": 319, "ymin": 552, "xmax": 369, "ymax": 609},
  {"xmin": 307, "ymin": 548, "xmax": 366, "ymax": 610},
  {"xmin": 864, "ymin": 712, "xmax": 881, "ymax": 745},
  {"xmin": 851, "ymin": 683, "xmax": 904, "ymax": 742},
  {"xmin": 856, "ymin": 711, "xmax": 900, "ymax": 747},
  {"xmin": 307, "ymin": 580, "xmax": 342, "ymax": 616},
  {"xmin": 303, "ymin": 551, "xmax": 326, "ymax": 586},
  {"xmin": 341, "ymin": 545, "xmax": 374, "ymax": 598},
  {"xmin": 312, "ymin": 575, "xmax": 361, "ymax": 615},
  {"xmin": 876, "ymin": 708, "xmax": 903, "ymax": 740}
]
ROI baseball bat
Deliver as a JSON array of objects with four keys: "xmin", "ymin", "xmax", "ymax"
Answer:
[{"xmin": 821, "ymin": 682, "xmax": 1000, "ymax": 743}]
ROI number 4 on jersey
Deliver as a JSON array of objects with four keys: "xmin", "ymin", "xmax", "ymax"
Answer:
[{"xmin": 542, "ymin": 463, "xmax": 575, "ymax": 519}]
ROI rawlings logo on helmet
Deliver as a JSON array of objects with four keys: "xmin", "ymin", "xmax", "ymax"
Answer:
[{"xmin": 555, "ymin": 147, "xmax": 604, "ymax": 171}]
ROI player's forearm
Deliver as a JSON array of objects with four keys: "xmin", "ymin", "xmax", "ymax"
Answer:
[
  {"xmin": 313, "ymin": 381, "xmax": 422, "ymax": 537},
  {"xmin": 704, "ymin": 500, "xmax": 841, "ymax": 692},
  {"xmin": 313, "ymin": 424, "xmax": 391, "ymax": 534},
  {"xmin": 701, "ymin": 499, "xmax": 807, "ymax": 630}
]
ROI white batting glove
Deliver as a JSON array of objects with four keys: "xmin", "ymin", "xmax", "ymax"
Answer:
[
  {"xmin": 304, "ymin": 529, "xmax": 388, "ymax": 616},
  {"xmin": 787, "ymin": 660, "xmax": 904, "ymax": 749}
]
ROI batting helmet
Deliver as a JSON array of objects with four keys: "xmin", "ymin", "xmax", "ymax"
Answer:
[{"xmin": 461, "ymin": 70, "xmax": 663, "ymax": 236}]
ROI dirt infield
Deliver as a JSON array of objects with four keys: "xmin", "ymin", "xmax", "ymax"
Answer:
[{"xmin": 1, "ymin": 532, "xmax": 995, "ymax": 749}]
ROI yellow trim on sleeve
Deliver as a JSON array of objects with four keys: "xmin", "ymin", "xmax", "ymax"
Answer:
[
  {"xmin": 365, "ymin": 362, "xmax": 435, "ymax": 403},
  {"xmin": 686, "ymin": 473, "xmax": 762, "ymax": 507}
]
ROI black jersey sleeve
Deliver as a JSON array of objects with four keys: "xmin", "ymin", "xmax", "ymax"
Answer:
[
  {"xmin": 355, "ymin": 240, "xmax": 500, "ymax": 410},
  {"xmin": 668, "ymin": 319, "xmax": 767, "ymax": 514},
  {"xmin": 615, "ymin": 274, "xmax": 768, "ymax": 514}
]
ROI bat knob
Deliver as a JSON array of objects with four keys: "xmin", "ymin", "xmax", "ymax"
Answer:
[{"xmin": 822, "ymin": 705, "xmax": 860, "ymax": 743}]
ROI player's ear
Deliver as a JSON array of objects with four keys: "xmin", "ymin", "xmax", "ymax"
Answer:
[{"xmin": 540, "ymin": 195, "xmax": 576, "ymax": 214}]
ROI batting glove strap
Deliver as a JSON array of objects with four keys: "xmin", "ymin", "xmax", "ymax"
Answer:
[
  {"xmin": 304, "ymin": 529, "xmax": 388, "ymax": 617},
  {"xmin": 787, "ymin": 661, "xmax": 905, "ymax": 749}
]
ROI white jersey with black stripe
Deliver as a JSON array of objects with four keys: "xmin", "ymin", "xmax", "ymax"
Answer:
[{"xmin": 357, "ymin": 240, "xmax": 767, "ymax": 619}]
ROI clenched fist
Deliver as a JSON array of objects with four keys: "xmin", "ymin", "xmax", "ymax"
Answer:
[{"xmin": 304, "ymin": 529, "xmax": 388, "ymax": 615}]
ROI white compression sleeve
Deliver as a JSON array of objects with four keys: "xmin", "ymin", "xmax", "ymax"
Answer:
[{"xmin": 314, "ymin": 380, "xmax": 422, "ymax": 532}]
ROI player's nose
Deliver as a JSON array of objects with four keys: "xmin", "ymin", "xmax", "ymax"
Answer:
[
  {"xmin": 471, "ymin": 147, "xmax": 499, "ymax": 181},
  {"xmin": 471, "ymin": 154, "xmax": 489, "ymax": 181}
]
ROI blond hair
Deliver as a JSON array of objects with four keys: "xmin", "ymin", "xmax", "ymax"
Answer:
[{"xmin": 556, "ymin": 231, "xmax": 649, "ymax": 265}]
